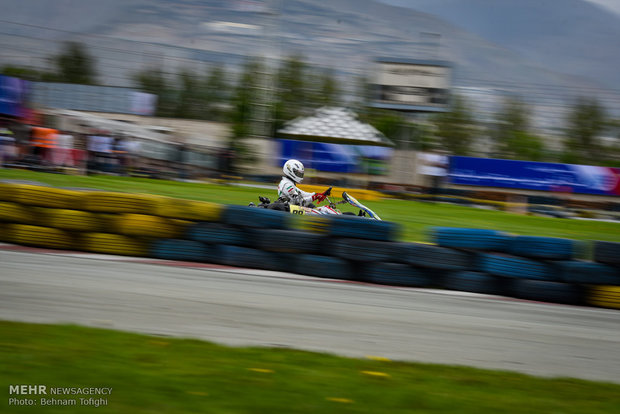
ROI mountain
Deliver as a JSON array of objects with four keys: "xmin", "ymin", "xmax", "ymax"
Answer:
[
  {"xmin": 379, "ymin": 0, "xmax": 620, "ymax": 90},
  {"xmin": 1, "ymin": 0, "xmax": 618, "ymax": 115}
]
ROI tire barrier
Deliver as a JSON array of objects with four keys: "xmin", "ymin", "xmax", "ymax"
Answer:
[
  {"xmin": 593, "ymin": 241, "xmax": 620, "ymax": 266},
  {"xmin": 0, "ymin": 182, "xmax": 619, "ymax": 309},
  {"xmin": 398, "ymin": 242, "xmax": 473, "ymax": 270},
  {"xmin": 511, "ymin": 279, "xmax": 584, "ymax": 305},
  {"xmin": 10, "ymin": 184, "xmax": 82, "ymax": 209},
  {"xmin": 364, "ymin": 262, "xmax": 433, "ymax": 287},
  {"xmin": 44, "ymin": 209, "xmax": 102, "ymax": 232},
  {"xmin": 150, "ymin": 239, "xmax": 211, "ymax": 262},
  {"xmin": 326, "ymin": 215, "xmax": 401, "ymax": 242},
  {"xmin": 441, "ymin": 271, "xmax": 503, "ymax": 295},
  {"xmin": 587, "ymin": 286, "xmax": 620, "ymax": 309},
  {"xmin": 331, "ymin": 238, "xmax": 398, "ymax": 262},
  {"xmin": 294, "ymin": 254, "xmax": 354, "ymax": 280},
  {"xmin": 82, "ymin": 192, "xmax": 160, "ymax": 214},
  {"xmin": 508, "ymin": 236, "xmax": 575, "ymax": 260},
  {"xmin": 223, "ymin": 205, "xmax": 290, "ymax": 229},
  {"xmin": 80, "ymin": 233, "xmax": 146, "ymax": 256},
  {"xmin": 479, "ymin": 253, "xmax": 556, "ymax": 280},
  {"xmin": 115, "ymin": 214, "xmax": 182, "ymax": 238},
  {"xmin": 10, "ymin": 224, "xmax": 73, "ymax": 249},
  {"xmin": 154, "ymin": 197, "xmax": 223, "ymax": 222},
  {"xmin": 215, "ymin": 245, "xmax": 278, "ymax": 270},
  {"xmin": 187, "ymin": 222, "xmax": 248, "ymax": 246},
  {"xmin": 254, "ymin": 229, "xmax": 325, "ymax": 254},
  {"xmin": 0, "ymin": 202, "xmax": 37, "ymax": 224},
  {"xmin": 432, "ymin": 227, "xmax": 512, "ymax": 251},
  {"xmin": 553, "ymin": 261, "xmax": 620, "ymax": 285}
]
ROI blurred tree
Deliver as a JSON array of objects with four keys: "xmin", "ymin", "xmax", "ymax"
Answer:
[
  {"xmin": 431, "ymin": 94, "xmax": 476, "ymax": 155},
  {"xmin": 133, "ymin": 68, "xmax": 176, "ymax": 117},
  {"xmin": 491, "ymin": 96, "xmax": 544, "ymax": 161},
  {"xmin": 309, "ymin": 67, "xmax": 340, "ymax": 107},
  {"xmin": 0, "ymin": 65, "xmax": 46, "ymax": 81},
  {"xmin": 273, "ymin": 54, "xmax": 309, "ymax": 132},
  {"xmin": 562, "ymin": 97, "xmax": 607, "ymax": 164},
  {"xmin": 203, "ymin": 64, "xmax": 230, "ymax": 121},
  {"xmin": 52, "ymin": 41, "xmax": 97, "ymax": 85},
  {"xmin": 175, "ymin": 70, "xmax": 203, "ymax": 119}
]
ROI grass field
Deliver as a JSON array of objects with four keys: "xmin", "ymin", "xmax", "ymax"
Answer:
[
  {"xmin": 2, "ymin": 321, "xmax": 619, "ymax": 414},
  {"xmin": 2, "ymin": 169, "xmax": 619, "ymax": 242}
]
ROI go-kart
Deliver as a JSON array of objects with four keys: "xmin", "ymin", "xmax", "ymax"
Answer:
[{"xmin": 248, "ymin": 187, "xmax": 382, "ymax": 220}]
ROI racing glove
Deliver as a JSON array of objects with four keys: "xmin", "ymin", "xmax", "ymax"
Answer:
[{"xmin": 312, "ymin": 191, "xmax": 327, "ymax": 203}]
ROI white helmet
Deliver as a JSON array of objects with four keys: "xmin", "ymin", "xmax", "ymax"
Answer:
[{"xmin": 283, "ymin": 159, "xmax": 305, "ymax": 183}]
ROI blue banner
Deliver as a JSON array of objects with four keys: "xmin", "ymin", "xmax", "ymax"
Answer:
[
  {"xmin": 449, "ymin": 156, "xmax": 620, "ymax": 196},
  {"xmin": 0, "ymin": 75, "xmax": 28, "ymax": 117}
]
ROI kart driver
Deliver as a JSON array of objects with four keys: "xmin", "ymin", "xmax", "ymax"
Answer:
[{"xmin": 278, "ymin": 159, "xmax": 329, "ymax": 207}]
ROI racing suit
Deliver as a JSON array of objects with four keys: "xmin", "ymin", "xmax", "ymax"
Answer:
[{"xmin": 277, "ymin": 176, "xmax": 316, "ymax": 207}]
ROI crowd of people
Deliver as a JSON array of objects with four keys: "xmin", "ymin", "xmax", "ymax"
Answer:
[{"xmin": 0, "ymin": 124, "xmax": 142, "ymax": 175}]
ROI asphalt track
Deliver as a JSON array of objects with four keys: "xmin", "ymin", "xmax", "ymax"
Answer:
[{"xmin": 1, "ymin": 245, "xmax": 619, "ymax": 384}]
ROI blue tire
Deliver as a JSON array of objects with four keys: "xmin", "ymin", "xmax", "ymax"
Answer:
[
  {"xmin": 327, "ymin": 215, "xmax": 401, "ymax": 242},
  {"xmin": 432, "ymin": 227, "xmax": 512, "ymax": 252},
  {"xmin": 479, "ymin": 253, "xmax": 556, "ymax": 280},
  {"xmin": 187, "ymin": 223, "xmax": 247, "ymax": 246},
  {"xmin": 594, "ymin": 241, "xmax": 620, "ymax": 266},
  {"xmin": 215, "ymin": 245, "xmax": 278, "ymax": 270},
  {"xmin": 223, "ymin": 205, "xmax": 290, "ymax": 229},
  {"xmin": 509, "ymin": 236, "xmax": 575, "ymax": 260},
  {"xmin": 150, "ymin": 239, "xmax": 211, "ymax": 262},
  {"xmin": 295, "ymin": 254, "xmax": 354, "ymax": 280}
]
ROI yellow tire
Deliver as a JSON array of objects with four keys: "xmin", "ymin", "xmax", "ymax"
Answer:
[
  {"xmin": 10, "ymin": 224, "xmax": 74, "ymax": 249},
  {"xmin": 587, "ymin": 285, "xmax": 620, "ymax": 309},
  {"xmin": 0, "ymin": 202, "xmax": 37, "ymax": 224},
  {"xmin": 116, "ymin": 214, "xmax": 181, "ymax": 238},
  {"xmin": 80, "ymin": 233, "xmax": 146, "ymax": 256},
  {"xmin": 45, "ymin": 209, "xmax": 102, "ymax": 232},
  {"xmin": 82, "ymin": 192, "xmax": 160, "ymax": 214},
  {"xmin": 0, "ymin": 182, "xmax": 17, "ymax": 202},
  {"xmin": 11, "ymin": 184, "xmax": 82, "ymax": 209},
  {"xmin": 154, "ymin": 197, "xmax": 223, "ymax": 222}
]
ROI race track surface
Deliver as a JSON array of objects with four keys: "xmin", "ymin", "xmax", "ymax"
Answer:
[{"xmin": 1, "ymin": 246, "xmax": 619, "ymax": 384}]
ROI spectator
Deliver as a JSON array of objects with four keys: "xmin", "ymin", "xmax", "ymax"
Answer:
[
  {"xmin": 0, "ymin": 127, "xmax": 16, "ymax": 167},
  {"xmin": 54, "ymin": 130, "xmax": 75, "ymax": 168}
]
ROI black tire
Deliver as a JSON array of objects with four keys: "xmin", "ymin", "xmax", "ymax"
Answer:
[
  {"xmin": 441, "ymin": 271, "xmax": 502, "ymax": 295},
  {"xmin": 397, "ymin": 242, "xmax": 473, "ymax": 270},
  {"xmin": 594, "ymin": 241, "xmax": 620, "ymax": 266},
  {"xmin": 554, "ymin": 260, "xmax": 620, "ymax": 285},
  {"xmin": 186, "ymin": 222, "xmax": 248, "ymax": 246},
  {"xmin": 327, "ymin": 215, "xmax": 401, "ymax": 242},
  {"xmin": 254, "ymin": 229, "xmax": 325, "ymax": 253},
  {"xmin": 151, "ymin": 239, "xmax": 211, "ymax": 262},
  {"xmin": 223, "ymin": 205, "xmax": 290, "ymax": 229},
  {"xmin": 510, "ymin": 279, "xmax": 584, "ymax": 305},
  {"xmin": 294, "ymin": 254, "xmax": 354, "ymax": 280},
  {"xmin": 364, "ymin": 262, "xmax": 433, "ymax": 287},
  {"xmin": 330, "ymin": 238, "xmax": 398, "ymax": 262}
]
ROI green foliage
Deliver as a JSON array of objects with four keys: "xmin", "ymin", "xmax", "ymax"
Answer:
[
  {"xmin": 52, "ymin": 41, "xmax": 98, "ymax": 85},
  {"xmin": 0, "ymin": 65, "xmax": 46, "ymax": 81},
  {"xmin": 133, "ymin": 68, "xmax": 177, "ymax": 117},
  {"xmin": 432, "ymin": 95, "xmax": 476, "ymax": 155},
  {"xmin": 490, "ymin": 96, "xmax": 545, "ymax": 161},
  {"xmin": 563, "ymin": 97, "xmax": 608, "ymax": 164}
]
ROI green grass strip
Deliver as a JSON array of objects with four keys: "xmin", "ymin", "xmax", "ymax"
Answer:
[
  {"xmin": 1, "ymin": 169, "xmax": 619, "ymax": 242},
  {"xmin": 1, "ymin": 321, "xmax": 619, "ymax": 413}
]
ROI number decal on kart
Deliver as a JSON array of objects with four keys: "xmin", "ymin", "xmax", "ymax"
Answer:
[{"xmin": 289, "ymin": 205, "xmax": 305, "ymax": 215}]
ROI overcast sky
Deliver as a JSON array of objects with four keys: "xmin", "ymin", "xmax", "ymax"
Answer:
[{"xmin": 586, "ymin": 0, "xmax": 620, "ymax": 15}]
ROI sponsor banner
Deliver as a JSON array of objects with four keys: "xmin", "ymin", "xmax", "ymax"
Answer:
[
  {"xmin": 0, "ymin": 75, "xmax": 29, "ymax": 118},
  {"xmin": 449, "ymin": 156, "xmax": 620, "ymax": 196}
]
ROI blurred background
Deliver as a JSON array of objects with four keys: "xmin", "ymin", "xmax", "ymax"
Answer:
[{"xmin": 0, "ymin": 0, "xmax": 619, "ymax": 199}]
